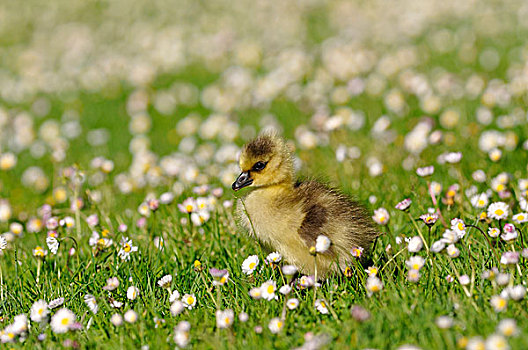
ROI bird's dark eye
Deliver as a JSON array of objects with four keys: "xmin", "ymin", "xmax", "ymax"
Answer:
[{"xmin": 252, "ymin": 161, "xmax": 267, "ymax": 171}]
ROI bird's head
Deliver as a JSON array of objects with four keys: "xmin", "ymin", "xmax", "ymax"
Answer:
[{"xmin": 232, "ymin": 134, "xmax": 295, "ymax": 191}]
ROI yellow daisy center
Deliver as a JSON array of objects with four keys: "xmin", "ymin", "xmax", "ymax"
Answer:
[
  {"xmin": 495, "ymin": 209, "xmax": 504, "ymax": 216},
  {"xmin": 124, "ymin": 244, "xmax": 131, "ymax": 252},
  {"xmin": 249, "ymin": 262, "xmax": 255, "ymax": 269},
  {"xmin": 61, "ymin": 317, "xmax": 70, "ymax": 325}
]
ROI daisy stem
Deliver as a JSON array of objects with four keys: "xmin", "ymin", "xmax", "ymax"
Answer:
[
  {"xmin": 313, "ymin": 255, "xmax": 318, "ymax": 306},
  {"xmin": 407, "ymin": 212, "xmax": 430, "ymax": 253},
  {"xmin": 428, "ymin": 181, "xmax": 448, "ymax": 228},
  {"xmin": 447, "ymin": 258, "xmax": 477, "ymax": 311},
  {"xmin": 36, "ymin": 259, "xmax": 41, "ymax": 284},
  {"xmin": 199, "ymin": 272, "xmax": 217, "ymax": 308},
  {"xmin": 0, "ymin": 263, "xmax": 3, "ymax": 301},
  {"xmin": 74, "ymin": 185, "xmax": 81, "ymax": 240},
  {"xmin": 280, "ymin": 296, "xmax": 287, "ymax": 321},
  {"xmin": 322, "ymin": 296, "xmax": 339, "ymax": 322},
  {"xmin": 380, "ymin": 247, "xmax": 407, "ymax": 273}
]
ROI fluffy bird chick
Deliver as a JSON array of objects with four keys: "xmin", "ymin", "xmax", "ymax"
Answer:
[{"xmin": 233, "ymin": 134, "xmax": 378, "ymax": 276}]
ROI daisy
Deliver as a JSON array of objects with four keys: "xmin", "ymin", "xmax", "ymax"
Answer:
[
  {"xmin": 110, "ymin": 314, "xmax": 123, "ymax": 327},
  {"xmin": 466, "ymin": 337, "xmax": 485, "ymax": 350},
  {"xmin": 441, "ymin": 229, "xmax": 459, "ymax": 244},
  {"xmin": 446, "ymin": 244, "xmax": 460, "ymax": 258},
  {"xmin": 366, "ymin": 276, "xmax": 383, "ymax": 296},
  {"xmin": 0, "ymin": 235, "xmax": 7, "ymax": 250},
  {"xmin": 419, "ymin": 213, "xmax": 438, "ymax": 226},
  {"xmin": 405, "ymin": 256, "xmax": 425, "ymax": 271},
  {"xmin": 124, "ymin": 310, "xmax": 138, "ymax": 323},
  {"xmin": 350, "ymin": 246, "xmax": 364, "ymax": 258},
  {"xmin": 471, "ymin": 193, "xmax": 489, "ymax": 208},
  {"xmin": 395, "ymin": 198, "xmax": 412, "ymax": 211},
  {"xmin": 298, "ymin": 275, "xmax": 315, "ymax": 289},
  {"xmin": 209, "ymin": 268, "xmax": 229, "ymax": 286},
  {"xmin": 444, "ymin": 152, "xmax": 462, "ymax": 163},
  {"xmin": 157, "ymin": 274, "xmax": 173, "ymax": 289},
  {"xmin": 287, "ymin": 298, "xmax": 299, "ymax": 310},
  {"xmin": 282, "ymin": 265, "xmax": 298, "ymax": 276},
  {"xmin": 501, "ymin": 224, "xmax": 518, "ymax": 241},
  {"xmin": 435, "ymin": 316, "xmax": 453, "ymax": 329},
  {"xmin": 249, "ymin": 287, "xmax": 262, "ymax": 299},
  {"xmin": 407, "ymin": 269, "xmax": 420, "ymax": 283},
  {"xmin": 30, "ymin": 300, "xmax": 49, "ymax": 323},
  {"xmin": 178, "ymin": 198, "xmax": 196, "ymax": 213},
  {"xmin": 118, "ymin": 237, "xmax": 138, "ymax": 261},
  {"xmin": 239, "ymin": 312, "xmax": 249, "ymax": 322},
  {"xmin": 500, "ymin": 252, "xmax": 519, "ymax": 265},
  {"xmin": 190, "ymin": 210, "xmax": 210, "ymax": 226},
  {"xmin": 138, "ymin": 202, "xmax": 150, "ymax": 217},
  {"xmin": 127, "ymin": 286, "xmax": 139, "ymax": 300},
  {"xmin": 10, "ymin": 222, "xmax": 23, "ymax": 236},
  {"xmin": 174, "ymin": 321, "xmax": 191, "ymax": 347},
  {"xmin": 182, "ymin": 293, "xmax": 196, "ymax": 309},
  {"xmin": 46, "ymin": 236, "xmax": 59, "ymax": 255},
  {"xmin": 84, "ymin": 294, "xmax": 98, "ymax": 314},
  {"xmin": 103, "ymin": 277, "xmax": 120, "ymax": 291},
  {"xmin": 260, "ymin": 280, "xmax": 277, "ymax": 301},
  {"xmin": 372, "ymin": 208, "xmax": 390, "ymax": 225},
  {"xmin": 490, "ymin": 295, "xmax": 508, "ymax": 312},
  {"xmin": 279, "ymin": 285, "xmax": 291, "ymax": 295},
  {"xmin": 350, "ymin": 305, "xmax": 370, "ymax": 322},
  {"xmin": 407, "ymin": 236, "xmax": 423, "ymax": 253},
  {"xmin": 512, "ymin": 212, "xmax": 528, "ymax": 224},
  {"xmin": 485, "ymin": 334, "xmax": 509, "ymax": 350},
  {"xmin": 488, "ymin": 227, "xmax": 500, "ymax": 238},
  {"xmin": 268, "ymin": 317, "xmax": 284, "ymax": 334},
  {"xmin": 242, "ymin": 255, "xmax": 259, "ymax": 275},
  {"xmin": 315, "ymin": 235, "xmax": 331, "ymax": 253},
  {"xmin": 430, "ymin": 240, "xmax": 445, "ymax": 253},
  {"xmin": 50, "ymin": 308, "xmax": 76, "ymax": 334},
  {"xmin": 315, "ymin": 299, "xmax": 329, "ymax": 314},
  {"xmin": 169, "ymin": 290, "xmax": 180, "ymax": 303},
  {"xmin": 450, "ymin": 218, "xmax": 466, "ymax": 238},
  {"xmin": 497, "ymin": 319, "xmax": 518, "ymax": 337},
  {"xmin": 365, "ymin": 266, "xmax": 378, "ymax": 277},
  {"xmin": 416, "ymin": 166, "xmax": 434, "ymax": 177},
  {"xmin": 216, "ymin": 309, "xmax": 234, "ymax": 329},
  {"xmin": 487, "ymin": 202, "xmax": 510, "ymax": 220},
  {"xmin": 265, "ymin": 252, "xmax": 282, "ymax": 264},
  {"xmin": 170, "ymin": 300, "xmax": 185, "ymax": 316},
  {"xmin": 33, "ymin": 246, "xmax": 47, "ymax": 259},
  {"xmin": 48, "ymin": 297, "xmax": 64, "ymax": 309},
  {"xmin": 507, "ymin": 285, "xmax": 526, "ymax": 301}
]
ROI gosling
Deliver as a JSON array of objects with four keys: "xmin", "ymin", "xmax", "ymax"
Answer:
[{"xmin": 232, "ymin": 133, "xmax": 378, "ymax": 276}]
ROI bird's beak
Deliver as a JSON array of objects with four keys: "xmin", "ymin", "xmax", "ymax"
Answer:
[{"xmin": 232, "ymin": 171, "xmax": 253, "ymax": 191}]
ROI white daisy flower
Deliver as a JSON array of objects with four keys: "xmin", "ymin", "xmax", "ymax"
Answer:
[
  {"xmin": 127, "ymin": 286, "xmax": 139, "ymax": 300},
  {"xmin": 407, "ymin": 236, "xmax": 423, "ymax": 253},
  {"xmin": 268, "ymin": 317, "xmax": 284, "ymax": 334},
  {"xmin": 266, "ymin": 252, "xmax": 282, "ymax": 264},
  {"xmin": 30, "ymin": 299, "xmax": 49, "ymax": 323},
  {"xmin": 216, "ymin": 309, "xmax": 234, "ymax": 329},
  {"xmin": 315, "ymin": 299, "xmax": 329, "ymax": 314},
  {"xmin": 487, "ymin": 202, "xmax": 510, "ymax": 220},
  {"xmin": 118, "ymin": 237, "xmax": 138, "ymax": 261},
  {"xmin": 84, "ymin": 294, "xmax": 99, "ymax": 314},
  {"xmin": 497, "ymin": 319, "xmax": 518, "ymax": 337},
  {"xmin": 124, "ymin": 310, "xmax": 138, "ymax": 323},
  {"xmin": 170, "ymin": 300, "xmax": 185, "ymax": 316},
  {"xmin": 260, "ymin": 280, "xmax": 277, "ymax": 301},
  {"xmin": 48, "ymin": 297, "xmax": 64, "ymax": 309},
  {"xmin": 46, "ymin": 236, "xmax": 59, "ymax": 255},
  {"xmin": 287, "ymin": 298, "xmax": 299, "ymax": 310},
  {"xmin": 470, "ymin": 193, "xmax": 489, "ymax": 208},
  {"xmin": 512, "ymin": 213, "xmax": 528, "ymax": 224},
  {"xmin": 372, "ymin": 207, "xmax": 390, "ymax": 225},
  {"xmin": 405, "ymin": 256, "xmax": 425, "ymax": 271},
  {"xmin": 50, "ymin": 308, "xmax": 76, "ymax": 334},
  {"xmin": 110, "ymin": 314, "xmax": 123, "ymax": 326},
  {"xmin": 182, "ymin": 294, "xmax": 196, "ymax": 309},
  {"xmin": 241, "ymin": 255, "xmax": 259, "ymax": 275},
  {"xmin": 157, "ymin": 274, "xmax": 173, "ymax": 289},
  {"xmin": 490, "ymin": 295, "xmax": 507, "ymax": 312}
]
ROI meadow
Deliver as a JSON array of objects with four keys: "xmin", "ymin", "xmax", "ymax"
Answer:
[{"xmin": 1, "ymin": 0, "xmax": 528, "ymax": 348}]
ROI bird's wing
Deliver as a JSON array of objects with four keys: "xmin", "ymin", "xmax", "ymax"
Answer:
[{"xmin": 298, "ymin": 202, "xmax": 328, "ymax": 249}]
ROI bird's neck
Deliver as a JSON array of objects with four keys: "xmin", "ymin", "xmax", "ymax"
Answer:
[{"xmin": 252, "ymin": 180, "xmax": 295, "ymax": 198}]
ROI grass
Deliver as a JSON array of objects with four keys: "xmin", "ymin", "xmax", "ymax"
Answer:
[{"xmin": 1, "ymin": 0, "xmax": 528, "ymax": 349}]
